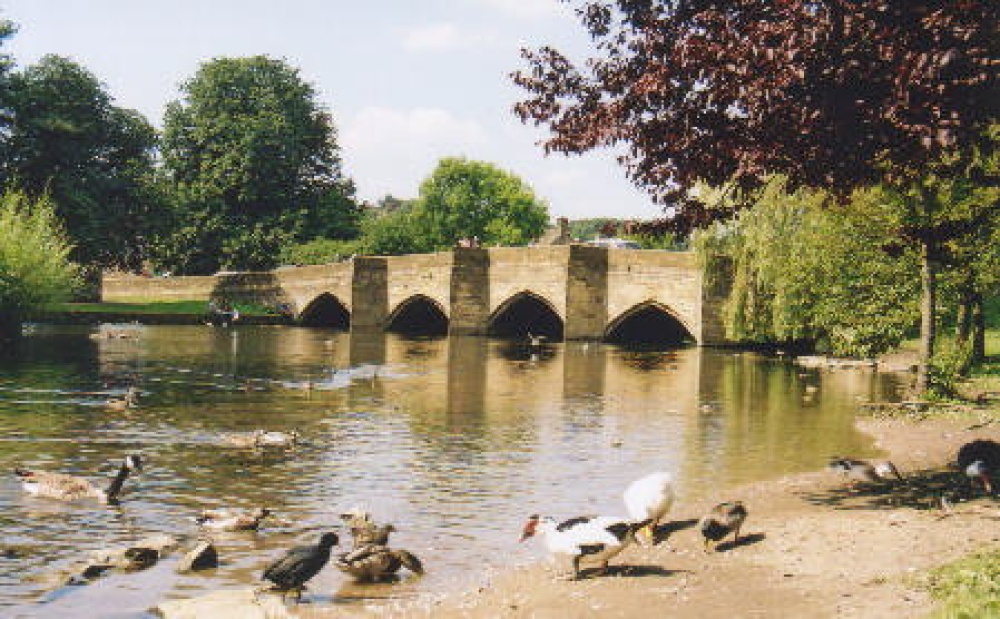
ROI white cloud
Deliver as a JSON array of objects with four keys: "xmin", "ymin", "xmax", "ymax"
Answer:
[
  {"xmin": 400, "ymin": 23, "xmax": 486, "ymax": 52},
  {"xmin": 340, "ymin": 106, "xmax": 488, "ymax": 202}
]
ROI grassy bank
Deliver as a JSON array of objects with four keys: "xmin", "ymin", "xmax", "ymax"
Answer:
[
  {"xmin": 35, "ymin": 300, "xmax": 289, "ymax": 325},
  {"xmin": 921, "ymin": 549, "xmax": 1000, "ymax": 618}
]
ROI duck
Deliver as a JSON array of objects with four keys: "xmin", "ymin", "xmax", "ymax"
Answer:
[
  {"xmin": 195, "ymin": 507, "xmax": 272, "ymax": 532},
  {"xmin": 519, "ymin": 514, "xmax": 649, "ymax": 579},
  {"xmin": 956, "ymin": 439, "xmax": 1000, "ymax": 495},
  {"xmin": 262, "ymin": 532, "xmax": 339, "ymax": 601},
  {"xmin": 827, "ymin": 457, "xmax": 903, "ymax": 483},
  {"xmin": 623, "ymin": 471, "xmax": 675, "ymax": 545},
  {"xmin": 526, "ymin": 332, "xmax": 547, "ymax": 348},
  {"xmin": 14, "ymin": 454, "xmax": 143, "ymax": 504},
  {"xmin": 335, "ymin": 544, "xmax": 424, "ymax": 582},
  {"xmin": 257, "ymin": 430, "xmax": 299, "ymax": 449},
  {"xmin": 339, "ymin": 509, "xmax": 395, "ymax": 548},
  {"xmin": 699, "ymin": 501, "xmax": 748, "ymax": 552},
  {"xmin": 104, "ymin": 387, "xmax": 140, "ymax": 411},
  {"xmin": 219, "ymin": 429, "xmax": 265, "ymax": 449}
]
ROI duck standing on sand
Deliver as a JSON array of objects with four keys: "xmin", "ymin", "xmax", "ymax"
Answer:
[
  {"xmin": 956, "ymin": 439, "xmax": 1000, "ymax": 496},
  {"xmin": 519, "ymin": 514, "xmax": 649, "ymax": 579},
  {"xmin": 828, "ymin": 457, "xmax": 903, "ymax": 484},
  {"xmin": 623, "ymin": 471, "xmax": 675, "ymax": 545},
  {"xmin": 699, "ymin": 501, "xmax": 748, "ymax": 552}
]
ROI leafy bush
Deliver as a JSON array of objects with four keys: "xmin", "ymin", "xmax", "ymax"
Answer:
[
  {"xmin": 280, "ymin": 238, "xmax": 363, "ymax": 265},
  {"xmin": 0, "ymin": 191, "xmax": 79, "ymax": 337}
]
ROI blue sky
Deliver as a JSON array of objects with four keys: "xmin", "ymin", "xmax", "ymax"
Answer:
[{"xmin": 2, "ymin": 0, "xmax": 665, "ymax": 221}]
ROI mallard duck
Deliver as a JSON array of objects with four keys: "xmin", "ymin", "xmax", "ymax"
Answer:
[
  {"xmin": 519, "ymin": 514, "xmax": 648, "ymax": 579},
  {"xmin": 623, "ymin": 471, "xmax": 675, "ymax": 545},
  {"xmin": 14, "ymin": 454, "xmax": 143, "ymax": 504},
  {"xmin": 828, "ymin": 457, "xmax": 903, "ymax": 483},
  {"xmin": 956, "ymin": 439, "xmax": 1000, "ymax": 495},
  {"xmin": 335, "ymin": 544, "xmax": 423, "ymax": 582},
  {"xmin": 195, "ymin": 507, "xmax": 271, "ymax": 531},
  {"xmin": 699, "ymin": 501, "xmax": 748, "ymax": 552},
  {"xmin": 262, "ymin": 532, "xmax": 339, "ymax": 601}
]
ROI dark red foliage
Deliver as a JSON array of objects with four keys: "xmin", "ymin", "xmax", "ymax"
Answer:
[{"xmin": 513, "ymin": 1, "xmax": 999, "ymax": 231}]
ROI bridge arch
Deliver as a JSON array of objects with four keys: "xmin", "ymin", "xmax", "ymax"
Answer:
[
  {"xmin": 489, "ymin": 290, "xmax": 564, "ymax": 340},
  {"xmin": 605, "ymin": 300, "xmax": 696, "ymax": 345},
  {"xmin": 298, "ymin": 293, "xmax": 350, "ymax": 329},
  {"xmin": 386, "ymin": 294, "xmax": 449, "ymax": 335}
]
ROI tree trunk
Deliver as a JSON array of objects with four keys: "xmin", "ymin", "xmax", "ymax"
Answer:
[
  {"xmin": 955, "ymin": 287, "xmax": 972, "ymax": 344},
  {"xmin": 971, "ymin": 291, "xmax": 986, "ymax": 364},
  {"xmin": 915, "ymin": 239, "xmax": 937, "ymax": 394}
]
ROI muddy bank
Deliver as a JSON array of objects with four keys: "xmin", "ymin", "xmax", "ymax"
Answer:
[{"xmin": 306, "ymin": 416, "xmax": 1000, "ymax": 619}]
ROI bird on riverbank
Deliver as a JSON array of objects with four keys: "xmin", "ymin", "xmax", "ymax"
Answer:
[
  {"xmin": 262, "ymin": 532, "xmax": 339, "ymax": 601},
  {"xmin": 519, "ymin": 514, "xmax": 649, "ymax": 579},
  {"xmin": 623, "ymin": 471, "xmax": 675, "ymax": 545},
  {"xmin": 956, "ymin": 439, "xmax": 1000, "ymax": 496},
  {"xmin": 195, "ymin": 507, "xmax": 272, "ymax": 532},
  {"xmin": 828, "ymin": 457, "xmax": 903, "ymax": 484},
  {"xmin": 335, "ymin": 544, "xmax": 424, "ymax": 582},
  {"xmin": 699, "ymin": 501, "xmax": 748, "ymax": 552},
  {"xmin": 14, "ymin": 454, "xmax": 143, "ymax": 504}
]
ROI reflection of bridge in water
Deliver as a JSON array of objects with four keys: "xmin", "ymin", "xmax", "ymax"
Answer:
[{"xmin": 103, "ymin": 246, "xmax": 729, "ymax": 345}]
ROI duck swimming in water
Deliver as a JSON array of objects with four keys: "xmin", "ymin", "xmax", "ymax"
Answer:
[
  {"xmin": 195, "ymin": 507, "xmax": 272, "ymax": 532},
  {"xmin": 14, "ymin": 454, "xmax": 143, "ymax": 504}
]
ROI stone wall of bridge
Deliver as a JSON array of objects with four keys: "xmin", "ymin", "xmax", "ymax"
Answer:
[{"xmin": 101, "ymin": 247, "xmax": 729, "ymax": 344}]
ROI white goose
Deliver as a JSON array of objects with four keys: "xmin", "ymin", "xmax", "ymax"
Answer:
[
  {"xmin": 519, "ymin": 514, "xmax": 647, "ymax": 579},
  {"xmin": 623, "ymin": 471, "xmax": 675, "ymax": 545},
  {"xmin": 14, "ymin": 454, "xmax": 143, "ymax": 504}
]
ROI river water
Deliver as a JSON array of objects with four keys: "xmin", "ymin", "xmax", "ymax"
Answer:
[{"xmin": 0, "ymin": 324, "xmax": 903, "ymax": 618}]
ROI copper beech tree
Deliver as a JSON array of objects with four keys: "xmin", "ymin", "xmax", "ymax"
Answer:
[{"xmin": 513, "ymin": 1, "xmax": 999, "ymax": 392}]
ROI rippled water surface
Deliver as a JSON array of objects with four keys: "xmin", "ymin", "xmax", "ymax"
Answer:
[{"xmin": 0, "ymin": 324, "xmax": 903, "ymax": 617}]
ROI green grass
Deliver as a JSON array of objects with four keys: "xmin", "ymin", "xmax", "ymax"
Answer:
[
  {"xmin": 42, "ymin": 301, "xmax": 275, "ymax": 316},
  {"xmin": 921, "ymin": 549, "xmax": 1000, "ymax": 618}
]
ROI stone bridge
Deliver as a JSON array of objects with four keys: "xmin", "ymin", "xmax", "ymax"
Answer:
[{"xmin": 103, "ymin": 246, "xmax": 729, "ymax": 344}]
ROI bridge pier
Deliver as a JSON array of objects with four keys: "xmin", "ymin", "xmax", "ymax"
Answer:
[{"xmin": 448, "ymin": 248, "xmax": 491, "ymax": 336}]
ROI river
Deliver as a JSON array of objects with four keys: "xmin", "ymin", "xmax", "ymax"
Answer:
[{"xmin": 0, "ymin": 324, "xmax": 903, "ymax": 618}]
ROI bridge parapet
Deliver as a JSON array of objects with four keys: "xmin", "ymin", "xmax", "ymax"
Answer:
[{"xmin": 100, "ymin": 247, "xmax": 728, "ymax": 344}]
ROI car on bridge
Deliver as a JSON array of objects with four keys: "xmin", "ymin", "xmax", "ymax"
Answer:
[{"xmin": 586, "ymin": 237, "xmax": 642, "ymax": 249}]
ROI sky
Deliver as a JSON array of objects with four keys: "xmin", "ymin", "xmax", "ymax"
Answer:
[{"xmin": 1, "ymin": 0, "xmax": 666, "ymax": 221}]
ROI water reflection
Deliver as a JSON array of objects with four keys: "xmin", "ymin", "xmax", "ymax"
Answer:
[{"xmin": 0, "ymin": 325, "xmax": 899, "ymax": 618}]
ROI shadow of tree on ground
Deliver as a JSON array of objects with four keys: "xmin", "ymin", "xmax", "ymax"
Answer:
[{"xmin": 801, "ymin": 468, "xmax": 992, "ymax": 511}]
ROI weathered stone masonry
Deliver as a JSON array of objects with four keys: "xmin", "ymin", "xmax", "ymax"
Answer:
[{"xmin": 102, "ymin": 246, "xmax": 728, "ymax": 344}]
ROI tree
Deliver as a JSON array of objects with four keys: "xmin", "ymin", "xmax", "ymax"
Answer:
[
  {"xmin": 695, "ymin": 179, "xmax": 920, "ymax": 357},
  {"xmin": 0, "ymin": 190, "xmax": 78, "ymax": 341},
  {"xmin": 514, "ymin": 1, "xmax": 999, "ymax": 393},
  {"xmin": 158, "ymin": 56, "xmax": 361, "ymax": 274},
  {"xmin": 414, "ymin": 157, "xmax": 549, "ymax": 249},
  {"xmin": 0, "ymin": 20, "xmax": 18, "ymax": 171},
  {"xmin": 4, "ymin": 55, "xmax": 160, "ymax": 270}
]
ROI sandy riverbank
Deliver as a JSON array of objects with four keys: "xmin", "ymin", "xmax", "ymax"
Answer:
[{"xmin": 296, "ymin": 415, "xmax": 1000, "ymax": 619}]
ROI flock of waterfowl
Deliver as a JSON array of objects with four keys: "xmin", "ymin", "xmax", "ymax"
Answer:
[
  {"xmin": 518, "ymin": 437, "xmax": 1000, "ymax": 581},
  {"xmin": 9, "ymin": 365, "xmax": 1000, "ymax": 607},
  {"xmin": 10, "ymin": 426, "xmax": 424, "ymax": 604}
]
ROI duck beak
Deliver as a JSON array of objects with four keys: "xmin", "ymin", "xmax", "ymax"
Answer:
[{"xmin": 519, "ymin": 519, "xmax": 537, "ymax": 542}]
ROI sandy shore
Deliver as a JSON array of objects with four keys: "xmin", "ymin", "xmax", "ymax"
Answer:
[{"xmin": 301, "ymin": 415, "xmax": 1000, "ymax": 619}]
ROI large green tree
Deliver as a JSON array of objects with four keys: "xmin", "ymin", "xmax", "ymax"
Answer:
[
  {"xmin": 158, "ymin": 55, "xmax": 360, "ymax": 274},
  {"xmin": 514, "ymin": 1, "xmax": 999, "ymax": 393},
  {"xmin": 413, "ymin": 157, "xmax": 549, "ymax": 250},
  {"xmin": 3, "ymin": 54, "xmax": 159, "ymax": 270}
]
